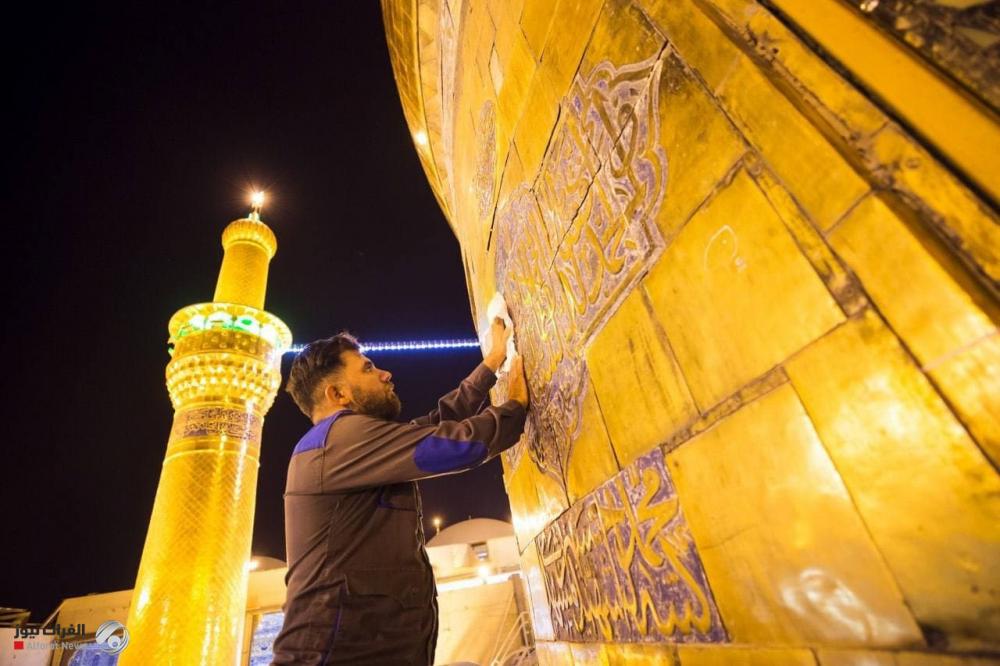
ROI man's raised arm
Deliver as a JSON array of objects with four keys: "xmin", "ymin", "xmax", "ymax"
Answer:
[
  {"xmin": 322, "ymin": 399, "xmax": 526, "ymax": 491},
  {"xmin": 322, "ymin": 355, "xmax": 529, "ymax": 492},
  {"xmin": 409, "ymin": 362, "xmax": 496, "ymax": 426},
  {"xmin": 411, "ymin": 317, "xmax": 513, "ymax": 426}
]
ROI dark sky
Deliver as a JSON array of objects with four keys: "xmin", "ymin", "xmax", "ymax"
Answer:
[{"xmin": 2, "ymin": 3, "xmax": 510, "ymax": 621}]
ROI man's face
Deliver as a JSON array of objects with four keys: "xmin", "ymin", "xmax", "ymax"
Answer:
[{"xmin": 336, "ymin": 350, "xmax": 401, "ymax": 420}]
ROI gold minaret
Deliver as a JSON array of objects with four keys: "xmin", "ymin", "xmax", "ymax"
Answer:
[{"xmin": 120, "ymin": 193, "xmax": 291, "ymax": 665}]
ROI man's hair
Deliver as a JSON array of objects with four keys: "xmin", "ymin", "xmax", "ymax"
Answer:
[{"xmin": 285, "ymin": 332, "xmax": 360, "ymax": 418}]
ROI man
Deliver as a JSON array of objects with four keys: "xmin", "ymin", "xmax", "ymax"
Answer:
[{"xmin": 271, "ymin": 318, "xmax": 528, "ymax": 665}]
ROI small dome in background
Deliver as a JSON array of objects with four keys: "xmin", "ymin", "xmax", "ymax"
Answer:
[{"xmin": 427, "ymin": 518, "xmax": 514, "ymax": 547}]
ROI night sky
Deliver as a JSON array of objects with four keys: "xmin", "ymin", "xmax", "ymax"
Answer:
[{"xmin": 2, "ymin": 3, "xmax": 510, "ymax": 621}]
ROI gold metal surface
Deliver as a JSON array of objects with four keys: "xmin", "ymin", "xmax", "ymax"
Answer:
[
  {"xmin": 579, "ymin": 0, "xmax": 664, "ymax": 79},
  {"xmin": 503, "ymin": 442, "xmax": 569, "ymax": 550},
  {"xmin": 816, "ymin": 650, "xmax": 896, "ymax": 666},
  {"xmin": 649, "ymin": 48, "xmax": 745, "ymax": 238},
  {"xmin": 586, "ymin": 286, "xmax": 697, "ymax": 468},
  {"xmin": 668, "ymin": 384, "xmax": 922, "ymax": 646},
  {"xmin": 766, "ymin": 0, "xmax": 1000, "ymax": 203},
  {"xmin": 829, "ymin": 196, "xmax": 996, "ymax": 368},
  {"xmin": 643, "ymin": 0, "xmax": 870, "ymax": 231},
  {"xmin": 927, "ymin": 333, "xmax": 1000, "ymax": 469},
  {"xmin": 712, "ymin": 54, "xmax": 869, "ymax": 231},
  {"xmin": 564, "ymin": 379, "xmax": 619, "ymax": 503},
  {"xmin": 748, "ymin": 162, "xmax": 867, "ymax": 317},
  {"xmin": 213, "ymin": 218, "xmax": 277, "ymax": 309},
  {"xmin": 828, "ymin": 195, "xmax": 1000, "ymax": 467},
  {"xmin": 605, "ymin": 643, "xmax": 679, "ymax": 665},
  {"xmin": 644, "ymin": 168, "xmax": 843, "ymax": 409},
  {"xmin": 785, "ymin": 312, "xmax": 1000, "ymax": 649},
  {"xmin": 519, "ymin": 0, "xmax": 555, "ymax": 61},
  {"xmin": 816, "ymin": 650, "xmax": 1000, "ymax": 666},
  {"xmin": 677, "ymin": 646, "xmax": 817, "ymax": 666},
  {"xmin": 536, "ymin": 0, "xmax": 603, "ymax": 100},
  {"xmin": 536, "ymin": 640, "xmax": 575, "ymax": 666},
  {"xmin": 867, "ymin": 124, "xmax": 1000, "ymax": 284},
  {"xmin": 571, "ymin": 642, "xmax": 610, "ymax": 665},
  {"xmin": 384, "ymin": 0, "xmax": 1000, "ymax": 657},
  {"xmin": 739, "ymin": 5, "xmax": 887, "ymax": 140}
]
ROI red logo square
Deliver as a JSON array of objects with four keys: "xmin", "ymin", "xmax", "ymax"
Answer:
[{"xmin": 13, "ymin": 640, "xmax": 24, "ymax": 649}]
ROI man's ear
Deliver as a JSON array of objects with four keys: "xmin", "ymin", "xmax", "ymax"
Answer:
[{"xmin": 324, "ymin": 381, "xmax": 352, "ymax": 407}]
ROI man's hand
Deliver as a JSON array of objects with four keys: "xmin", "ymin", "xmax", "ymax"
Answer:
[
  {"xmin": 506, "ymin": 355, "xmax": 529, "ymax": 409},
  {"xmin": 484, "ymin": 316, "xmax": 512, "ymax": 372}
]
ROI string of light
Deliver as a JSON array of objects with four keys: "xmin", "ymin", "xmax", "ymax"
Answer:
[{"xmin": 286, "ymin": 339, "xmax": 482, "ymax": 354}]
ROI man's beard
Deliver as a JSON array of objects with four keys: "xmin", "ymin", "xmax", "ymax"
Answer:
[{"xmin": 350, "ymin": 384, "xmax": 402, "ymax": 420}]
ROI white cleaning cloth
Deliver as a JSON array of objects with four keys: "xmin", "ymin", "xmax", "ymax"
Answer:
[{"xmin": 480, "ymin": 292, "xmax": 517, "ymax": 375}]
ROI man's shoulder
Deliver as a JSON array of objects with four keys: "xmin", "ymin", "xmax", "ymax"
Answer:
[
  {"xmin": 292, "ymin": 409, "xmax": 356, "ymax": 456},
  {"xmin": 323, "ymin": 410, "xmax": 417, "ymax": 442}
]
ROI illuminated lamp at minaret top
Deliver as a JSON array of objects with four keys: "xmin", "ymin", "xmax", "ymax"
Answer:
[{"xmin": 119, "ymin": 191, "xmax": 291, "ymax": 665}]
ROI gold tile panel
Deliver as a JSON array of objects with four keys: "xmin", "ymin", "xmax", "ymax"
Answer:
[
  {"xmin": 866, "ymin": 124, "xmax": 999, "ymax": 283},
  {"xmin": 650, "ymin": 48, "xmax": 745, "ymax": 238},
  {"xmin": 663, "ymin": 367, "xmax": 788, "ymax": 453},
  {"xmin": 564, "ymin": 378, "xmax": 620, "ymax": 503},
  {"xmin": 493, "ymin": 23, "xmax": 537, "ymax": 146},
  {"xmin": 927, "ymin": 333, "xmax": 1000, "ymax": 468},
  {"xmin": 739, "ymin": 6, "xmax": 887, "ymax": 140},
  {"xmin": 816, "ymin": 650, "xmax": 897, "ymax": 666},
  {"xmin": 586, "ymin": 286, "xmax": 697, "ymax": 468},
  {"xmin": 606, "ymin": 643, "xmax": 679, "ymax": 665},
  {"xmin": 519, "ymin": 0, "xmax": 555, "ymax": 61},
  {"xmin": 486, "ymin": 0, "xmax": 523, "ymax": 34},
  {"xmin": 579, "ymin": 0, "xmax": 665, "ymax": 84},
  {"xmin": 641, "ymin": 0, "xmax": 742, "ymax": 93},
  {"xmin": 668, "ymin": 384, "xmax": 922, "ymax": 646},
  {"xmin": 504, "ymin": 440, "xmax": 570, "ymax": 549},
  {"xmin": 785, "ymin": 312, "xmax": 1000, "ymax": 648},
  {"xmin": 713, "ymin": 54, "xmax": 869, "ymax": 231},
  {"xmin": 766, "ymin": 0, "xmax": 1000, "ymax": 203},
  {"xmin": 818, "ymin": 650, "xmax": 1000, "ymax": 666},
  {"xmin": 829, "ymin": 195, "xmax": 997, "ymax": 366},
  {"xmin": 747, "ymin": 160, "xmax": 868, "ymax": 317},
  {"xmin": 536, "ymin": 640, "xmax": 576, "ymax": 666},
  {"xmin": 645, "ymin": 168, "xmax": 844, "ymax": 408},
  {"xmin": 644, "ymin": 0, "xmax": 870, "ymax": 230},
  {"xmin": 537, "ymin": 0, "xmax": 604, "ymax": 97},
  {"xmin": 571, "ymin": 642, "xmax": 610, "ymax": 665},
  {"xmin": 677, "ymin": 646, "xmax": 817, "ymax": 666},
  {"xmin": 705, "ymin": 3, "xmax": 997, "ymax": 287},
  {"xmin": 828, "ymin": 195, "xmax": 999, "ymax": 466},
  {"xmin": 511, "ymin": 63, "xmax": 563, "ymax": 182}
]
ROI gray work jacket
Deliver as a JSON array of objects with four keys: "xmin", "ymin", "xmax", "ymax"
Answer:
[{"xmin": 282, "ymin": 363, "xmax": 527, "ymax": 616}]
